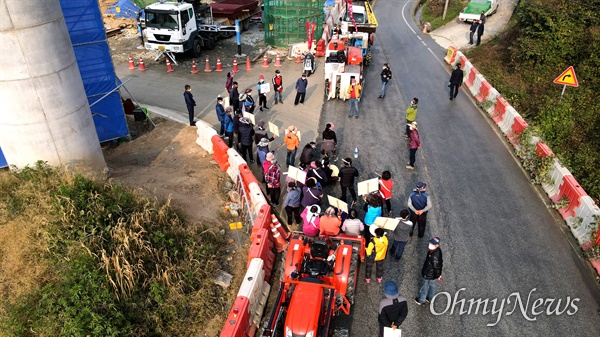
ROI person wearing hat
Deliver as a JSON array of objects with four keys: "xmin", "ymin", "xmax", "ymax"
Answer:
[
  {"xmin": 379, "ymin": 63, "xmax": 392, "ymax": 99},
  {"xmin": 265, "ymin": 157, "xmax": 282, "ymax": 206},
  {"xmin": 407, "ymin": 182, "xmax": 431, "ymax": 238},
  {"xmin": 301, "ymin": 204, "xmax": 321, "ymax": 236},
  {"xmin": 243, "ymin": 88, "xmax": 255, "ymax": 114},
  {"xmin": 378, "ymin": 281, "xmax": 408, "ymax": 337},
  {"xmin": 405, "ymin": 121, "xmax": 420, "ymax": 170},
  {"xmin": 256, "ymin": 138, "xmax": 272, "ymax": 166},
  {"xmin": 321, "ymin": 123, "xmax": 337, "ymax": 160},
  {"xmin": 284, "ymin": 126, "xmax": 300, "ymax": 166},
  {"xmin": 257, "ymin": 75, "xmax": 270, "ymax": 112},
  {"xmin": 338, "ymin": 157, "xmax": 359, "ymax": 207},
  {"xmin": 320, "ymin": 207, "xmax": 342, "ymax": 236},
  {"xmin": 365, "ymin": 227, "xmax": 388, "ymax": 284},
  {"xmin": 448, "ymin": 63, "xmax": 464, "ymax": 101},
  {"xmin": 262, "ymin": 152, "xmax": 275, "ymax": 189},
  {"xmin": 183, "ymin": 84, "xmax": 196, "ymax": 126},
  {"xmin": 215, "ymin": 96, "xmax": 226, "ymax": 136},
  {"xmin": 237, "ymin": 117, "xmax": 255, "ymax": 162},
  {"xmin": 223, "ymin": 107, "xmax": 235, "ymax": 147},
  {"xmin": 347, "ymin": 78, "xmax": 362, "ymax": 118},
  {"xmin": 405, "ymin": 98, "xmax": 418, "ymax": 138},
  {"xmin": 254, "ymin": 120, "xmax": 276, "ymax": 164},
  {"xmin": 300, "ymin": 142, "xmax": 319, "ymax": 168},
  {"xmin": 272, "ymin": 69, "xmax": 284, "ymax": 104},
  {"xmin": 284, "ymin": 181, "xmax": 302, "ymax": 226},
  {"xmin": 415, "ymin": 237, "xmax": 443, "ymax": 306},
  {"xmin": 294, "ymin": 73, "xmax": 308, "ymax": 106},
  {"xmin": 229, "ymin": 81, "xmax": 240, "ymax": 113}
]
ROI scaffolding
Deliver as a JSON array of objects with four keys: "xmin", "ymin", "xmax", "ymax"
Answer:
[{"xmin": 264, "ymin": 0, "xmax": 323, "ymax": 46}]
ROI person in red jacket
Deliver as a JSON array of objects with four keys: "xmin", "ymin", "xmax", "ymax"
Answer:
[
  {"xmin": 265, "ymin": 158, "xmax": 281, "ymax": 206},
  {"xmin": 378, "ymin": 170, "xmax": 394, "ymax": 216},
  {"xmin": 272, "ymin": 70, "xmax": 283, "ymax": 104},
  {"xmin": 406, "ymin": 122, "xmax": 420, "ymax": 170}
]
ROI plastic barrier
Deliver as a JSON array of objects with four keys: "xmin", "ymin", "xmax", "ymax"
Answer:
[
  {"xmin": 195, "ymin": 120, "xmax": 217, "ymax": 154},
  {"xmin": 315, "ymin": 37, "xmax": 327, "ymax": 57},
  {"xmin": 247, "ymin": 228, "xmax": 275, "ymax": 282},
  {"xmin": 444, "ymin": 46, "xmax": 458, "ymax": 64},
  {"xmin": 239, "ymin": 163, "xmax": 260, "ymax": 196},
  {"xmin": 543, "ymin": 159, "xmax": 572, "ymax": 200},
  {"xmin": 459, "ymin": 55, "xmax": 467, "ymax": 69},
  {"xmin": 251, "ymin": 204, "xmax": 272, "ymax": 243},
  {"xmin": 451, "ymin": 51, "xmax": 464, "ymax": 68},
  {"xmin": 464, "ymin": 64, "xmax": 478, "ymax": 88},
  {"xmin": 507, "ymin": 115, "xmax": 529, "ymax": 146},
  {"xmin": 219, "ymin": 296, "xmax": 251, "ymax": 337},
  {"xmin": 227, "ymin": 148, "xmax": 247, "ymax": 182},
  {"xmin": 212, "ymin": 135, "xmax": 230, "ymax": 171},
  {"xmin": 248, "ymin": 182, "xmax": 268, "ymax": 217},
  {"xmin": 469, "ymin": 73, "xmax": 485, "ymax": 97},
  {"xmin": 553, "ymin": 175, "xmax": 587, "ymax": 220},
  {"xmin": 566, "ymin": 196, "xmax": 600, "ymax": 246},
  {"xmin": 475, "ymin": 80, "xmax": 492, "ymax": 102},
  {"xmin": 535, "ymin": 141, "xmax": 553, "ymax": 158},
  {"xmin": 490, "ymin": 97, "xmax": 510, "ymax": 124},
  {"xmin": 497, "ymin": 106, "xmax": 517, "ymax": 136},
  {"xmin": 238, "ymin": 259, "xmax": 271, "ymax": 334}
]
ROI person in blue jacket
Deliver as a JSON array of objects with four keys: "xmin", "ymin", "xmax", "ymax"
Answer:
[
  {"xmin": 294, "ymin": 73, "xmax": 308, "ymax": 105},
  {"xmin": 215, "ymin": 96, "xmax": 226, "ymax": 136},
  {"xmin": 222, "ymin": 107, "xmax": 234, "ymax": 147}
]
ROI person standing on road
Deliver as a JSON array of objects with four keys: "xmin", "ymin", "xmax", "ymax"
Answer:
[
  {"xmin": 223, "ymin": 107, "xmax": 234, "ymax": 147},
  {"xmin": 365, "ymin": 227, "xmax": 388, "ymax": 284},
  {"xmin": 406, "ymin": 121, "xmax": 421, "ymax": 170},
  {"xmin": 284, "ymin": 125, "xmax": 300, "ymax": 166},
  {"xmin": 479, "ymin": 11, "xmax": 486, "ymax": 24},
  {"xmin": 379, "ymin": 63, "xmax": 392, "ymax": 99},
  {"xmin": 389, "ymin": 209, "xmax": 413, "ymax": 261},
  {"xmin": 364, "ymin": 193, "xmax": 383, "ymax": 243},
  {"xmin": 243, "ymin": 88, "xmax": 255, "ymax": 114},
  {"xmin": 378, "ymin": 281, "xmax": 408, "ymax": 337},
  {"xmin": 300, "ymin": 142, "xmax": 319, "ymax": 168},
  {"xmin": 294, "ymin": 73, "xmax": 308, "ymax": 105},
  {"xmin": 265, "ymin": 158, "xmax": 282, "ymax": 206},
  {"xmin": 254, "ymin": 120, "xmax": 276, "ymax": 164},
  {"xmin": 448, "ymin": 63, "xmax": 464, "ymax": 101},
  {"xmin": 230, "ymin": 81, "xmax": 240, "ymax": 113},
  {"xmin": 321, "ymin": 123, "xmax": 337, "ymax": 160},
  {"xmin": 257, "ymin": 75, "xmax": 269, "ymax": 112},
  {"xmin": 339, "ymin": 158, "xmax": 359, "ymax": 207},
  {"xmin": 405, "ymin": 98, "xmax": 418, "ymax": 138},
  {"xmin": 407, "ymin": 182, "xmax": 431, "ymax": 238},
  {"xmin": 378, "ymin": 170, "xmax": 394, "ymax": 216},
  {"xmin": 232, "ymin": 110, "xmax": 242, "ymax": 148},
  {"xmin": 225, "ymin": 72, "xmax": 234, "ymax": 93},
  {"xmin": 284, "ymin": 181, "xmax": 302, "ymax": 226},
  {"xmin": 476, "ymin": 20, "xmax": 485, "ymax": 46},
  {"xmin": 237, "ymin": 117, "xmax": 255, "ymax": 163},
  {"xmin": 216, "ymin": 96, "xmax": 226, "ymax": 136},
  {"xmin": 347, "ymin": 78, "xmax": 362, "ymax": 118},
  {"xmin": 272, "ymin": 70, "xmax": 284, "ymax": 104},
  {"xmin": 415, "ymin": 237, "xmax": 443, "ymax": 306},
  {"xmin": 183, "ymin": 84, "xmax": 196, "ymax": 126},
  {"xmin": 468, "ymin": 20, "xmax": 479, "ymax": 45}
]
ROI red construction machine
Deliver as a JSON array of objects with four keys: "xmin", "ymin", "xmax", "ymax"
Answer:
[{"xmin": 261, "ymin": 234, "xmax": 365, "ymax": 337}]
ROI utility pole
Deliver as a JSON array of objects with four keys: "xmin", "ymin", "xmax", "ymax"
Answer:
[{"xmin": 442, "ymin": 0, "xmax": 449, "ymax": 20}]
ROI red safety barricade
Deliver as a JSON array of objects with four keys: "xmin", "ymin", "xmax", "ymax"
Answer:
[
  {"xmin": 476, "ymin": 80, "xmax": 492, "ymax": 102},
  {"xmin": 247, "ymin": 228, "xmax": 275, "ymax": 282},
  {"xmin": 315, "ymin": 37, "xmax": 326, "ymax": 57},
  {"xmin": 491, "ymin": 97, "xmax": 509, "ymax": 124},
  {"xmin": 535, "ymin": 142, "xmax": 554, "ymax": 158},
  {"xmin": 459, "ymin": 55, "xmax": 467, "ymax": 69},
  {"xmin": 239, "ymin": 163, "xmax": 260, "ymax": 194},
  {"xmin": 251, "ymin": 204, "xmax": 272, "ymax": 243},
  {"xmin": 220, "ymin": 296, "xmax": 251, "ymax": 337},
  {"xmin": 464, "ymin": 67, "xmax": 478, "ymax": 88},
  {"xmin": 555, "ymin": 175, "xmax": 587, "ymax": 220},
  {"xmin": 507, "ymin": 115, "xmax": 529, "ymax": 145},
  {"xmin": 211, "ymin": 135, "xmax": 230, "ymax": 171}
]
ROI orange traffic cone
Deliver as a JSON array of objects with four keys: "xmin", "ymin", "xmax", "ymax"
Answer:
[
  {"xmin": 232, "ymin": 57, "xmax": 239, "ymax": 73},
  {"xmin": 128, "ymin": 55, "xmax": 136, "ymax": 70},
  {"xmin": 271, "ymin": 214, "xmax": 290, "ymax": 240},
  {"xmin": 138, "ymin": 56, "xmax": 146, "ymax": 71},
  {"xmin": 274, "ymin": 53, "xmax": 282, "ymax": 67},
  {"xmin": 191, "ymin": 60, "xmax": 199, "ymax": 74},
  {"xmin": 204, "ymin": 57, "xmax": 212, "ymax": 72},
  {"xmin": 245, "ymin": 56, "xmax": 252, "ymax": 71},
  {"xmin": 270, "ymin": 223, "xmax": 288, "ymax": 253},
  {"xmin": 165, "ymin": 57, "xmax": 174, "ymax": 72},
  {"xmin": 295, "ymin": 50, "xmax": 302, "ymax": 63},
  {"xmin": 215, "ymin": 57, "xmax": 223, "ymax": 72},
  {"xmin": 261, "ymin": 53, "xmax": 269, "ymax": 68}
]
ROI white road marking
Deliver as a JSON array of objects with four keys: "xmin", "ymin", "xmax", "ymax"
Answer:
[{"xmin": 401, "ymin": 1, "xmax": 417, "ymax": 34}]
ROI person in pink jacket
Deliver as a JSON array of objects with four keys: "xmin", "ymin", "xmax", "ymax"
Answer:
[
  {"xmin": 406, "ymin": 121, "xmax": 421, "ymax": 170},
  {"xmin": 301, "ymin": 205, "xmax": 321, "ymax": 236}
]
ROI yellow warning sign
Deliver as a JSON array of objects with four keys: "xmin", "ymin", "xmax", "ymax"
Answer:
[
  {"xmin": 553, "ymin": 66, "xmax": 579, "ymax": 87},
  {"xmin": 229, "ymin": 222, "xmax": 243, "ymax": 230}
]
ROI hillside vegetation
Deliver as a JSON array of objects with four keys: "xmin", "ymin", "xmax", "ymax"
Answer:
[
  {"xmin": 466, "ymin": 0, "xmax": 600, "ymax": 200},
  {"xmin": 0, "ymin": 163, "xmax": 232, "ymax": 336}
]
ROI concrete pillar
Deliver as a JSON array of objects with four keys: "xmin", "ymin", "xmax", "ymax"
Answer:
[{"xmin": 0, "ymin": 0, "xmax": 106, "ymax": 172}]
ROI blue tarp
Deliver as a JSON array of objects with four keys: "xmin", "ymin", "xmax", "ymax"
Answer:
[
  {"xmin": 59, "ymin": 0, "xmax": 129, "ymax": 142},
  {"xmin": 104, "ymin": 0, "xmax": 141, "ymax": 19},
  {"xmin": 0, "ymin": 148, "xmax": 7, "ymax": 168}
]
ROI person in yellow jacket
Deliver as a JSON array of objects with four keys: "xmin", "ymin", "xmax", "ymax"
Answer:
[
  {"xmin": 365, "ymin": 227, "xmax": 388, "ymax": 283},
  {"xmin": 347, "ymin": 78, "xmax": 362, "ymax": 119}
]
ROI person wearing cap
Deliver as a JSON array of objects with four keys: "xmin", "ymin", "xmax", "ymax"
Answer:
[
  {"xmin": 468, "ymin": 19, "xmax": 479, "ymax": 45},
  {"xmin": 378, "ymin": 171, "xmax": 394, "ymax": 216},
  {"xmin": 407, "ymin": 182, "xmax": 431, "ymax": 238},
  {"xmin": 319, "ymin": 207, "xmax": 342, "ymax": 236},
  {"xmin": 307, "ymin": 160, "xmax": 329, "ymax": 186},
  {"xmin": 183, "ymin": 84, "xmax": 196, "ymax": 126},
  {"xmin": 405, "ymin": 98, "xmax": 418, "ymax": 138},
  {"xmin": 265, "ymin": 158, "xmax": 282, "ymax": 206},
  {"xmin": 379, "ymin": 63, "xmax": 392, "ymax": 99},
  {"xmin": 237, "ymin": 117, "xmax": 255, "ymax": 162},
  {"xmin": 254, "ymin": 120, "xmax": 276, "ymax": 164},
  {"xmin": 365, "ymin": 227, "xmax": 388, "ymax": 284},
  {"xmin": 272, "ymin": 70, "xmax": 284, "ymax": 104},
  {"xmin": 347, "ymin": 78, "xmax": 362, "ymax": 118},
  {"xmin": 405, "ymin": 121, "xmax": 421, "ymax": 170},
  {"xmin": 321, "ymin": 123, "xmax": 337, "ymax": 160},
  {"xmin": 257, "ymin": 75, "xmax": 270, "ymax": 112},
  {"xmin": 256, "ymin": 138, "xmax": 272, "ymax": 166},
  {"xmin": 243, "ymin": 88, "xmax": 255, "ymax": 114},
  {"xmin": 415, "ymin": 237, "xmax": 443, "ymax": 305},
  {"xmin": 339, "ymin": 157, "xmax": 359, "ymax": 206},
  {"xmin": 284, "ymin": 126, "xmax": 300, "ymax": 166},
  {"xmin": 301, "ymin": 204, "xmax": 321, "ymax": 236},
  {"xmin": 215, "ymin": 96, "xmax": 226, "ymax": 136},
  {"xmin": 230, "ymin": 81, "xmax": 240, "ymax": 113},
  {"xmin": 341, "ymin": 209, "xmax": 364, "ymax": 236},
  {"xmin": 294, "ymin": 73, "xmax": 308, "ymax": 105},
  {"xmin": 300, "ymin": 142, "xmax": 319, "ymax": 168},
  {"xmin": 284, "ymin": 181, "xmax": 302, "ymax": 226},
  {"xmin": 448, "ymin": 63, "xmax": 464, "ymax": 101},
  {"xmin": 223, "ymin": 107, "xmax": 235, "ymax": 147},
  {"xmin": 378, "ymin": 281, "xmax": 408, "ymax": 337},
  {"xmin": 390, "ymin": 209, "xmax": 413, "ymax": 261},
  {"xmin": 476, "ymin": 19, "xmax": 485, "ymax": 46}
]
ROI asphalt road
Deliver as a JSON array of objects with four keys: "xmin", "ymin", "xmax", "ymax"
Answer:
[{"xmin": 325, "ymin": 0, "xmax": 600, "ymax": 336}]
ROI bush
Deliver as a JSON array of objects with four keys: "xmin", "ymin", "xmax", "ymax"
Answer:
[{"xmin": 420, "ymin": 0, "xmax": 468, "ymax": 30}]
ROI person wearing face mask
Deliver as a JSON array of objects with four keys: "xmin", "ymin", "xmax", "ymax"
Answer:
[
  {"xmin": 379, "ymin": 63, "xmax": 392, "ymax": 99},
  {"xmin": 415, "ymin": 237, "xmax": 443, "ymax": 306},
  {"xmin": 347, "ymin": 78, "xmax": 362, "ymax": 119}
]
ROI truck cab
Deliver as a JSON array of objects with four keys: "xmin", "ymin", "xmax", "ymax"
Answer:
[{"xmin": 144, "ymin": 1, "xmax": 203, "ymax": 57}]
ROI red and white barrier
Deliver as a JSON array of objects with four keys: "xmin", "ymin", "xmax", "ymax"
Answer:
[
  {"xmin": 489, "ymin": 97, "xmax": 510, "ymax": 124},
  {"xmin": 219, "ymin": 296, "xmax": 250, "ymax": 337},
  {"xmin": 195, "ymin": 120, "xmax": 217, "ymax": 154},
  {"xmin": 566, "ymin": 196, "xmax": 600, "ymax": 246},
  {"xmin": 469, "ymin": 73, "xmax": 485, "ymax": 97},
  {"xmin": 543, "ymin": 159, "xmax": 572, "ymax": 200},
  {"xmin": 506, "ymin": 114, "xmax": 529, "ymax": 146},
  {"xmin": 250, "ymin": 204, "xmax": 272, "ymax": 243},
  {"xmin": 247, "ymin": 228, "xmax": 275, "ymax": 282},
  {"xmin": 212, "ymin": 135, "xmax": 230, "ymax": 171},
  {"xmin": 497, "ymin": 105, "xmax": 518, "ymax": 135},
  {"xmin": 227, "ymin": 148, "xmax": 247, "ymax": 182},
  {"xmin": 238, "ymin": 258, "xmax": 271, "ymax": 333},
  {"xmin": 248, "ymin": 182, "xmax": 268, "ymax": 216}
]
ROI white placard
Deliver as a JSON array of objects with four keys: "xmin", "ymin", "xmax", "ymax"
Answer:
[
  {"xmin": 242, "ymin": 111, "xmax": 255, "ymax": 125},
  {"xmin": 357, "ymin": 177, "xmax": 379, "ymax": 196},
  {"xmin": 260, "ymin": 83, "xmax": 271, "ymax": 94},
  {"xmin": 373, "ymin": 217, "xmax": 400, "ymax": 231},
  {"xmin": 384, "ymin": 327, "xmax": 401, "ymax": 337},
  {"xmin": 286, "ymin": 165, "xmax": 306, "ymax": 184},
  {"xmin": 268, "ymin": 122, "xmax": 280, "ymax": 136},
  {"xmin": 327, "ymin": 195, "xmax": 348, "ymax": 214}
]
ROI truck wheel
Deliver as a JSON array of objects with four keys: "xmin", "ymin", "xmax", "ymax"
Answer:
[
  {"xmin": 192, "ymin": 39, "xmax": 202, "ymax": 58},
  {"xmin": 365, "ymin": 52, "xmax": 372, "ymax": 66},
  {"xmin": 242, "ymin": 18, "xmax": 250, "ymax": 32}
]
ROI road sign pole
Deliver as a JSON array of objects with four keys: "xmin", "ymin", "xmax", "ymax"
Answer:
[{"xmin": 561, "ymin": 84, "xmax": 566, "ymax": 97}]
